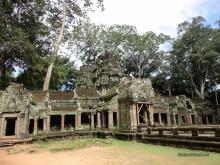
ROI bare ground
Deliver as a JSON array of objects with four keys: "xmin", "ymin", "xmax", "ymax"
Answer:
[{"xmin": 0, "ymin": 140, "xmax": 219, "ymax": 165}]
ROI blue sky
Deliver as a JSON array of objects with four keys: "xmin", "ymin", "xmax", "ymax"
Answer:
[{"xmin": 88, "ymin": 0, "xmax": 220, "ymax": 37}]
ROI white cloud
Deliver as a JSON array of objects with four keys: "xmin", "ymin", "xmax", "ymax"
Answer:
[{"xmin": 88, "ymin": 0, "xmax": 218, "ymax": 37}]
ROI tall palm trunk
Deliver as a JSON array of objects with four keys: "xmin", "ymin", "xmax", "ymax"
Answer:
[{"xmin": 42, "ymin": 0, "xmax": 67, "ymax": 91}]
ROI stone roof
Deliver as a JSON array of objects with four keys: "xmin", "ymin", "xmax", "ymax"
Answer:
[
  {"xmin": 49, "ymin": 92, "xmax": 74, "ymax": 100},
  {"xmin": 31, "ymin": 91, "xmax": 47, "ymax": 102},
  {"xmin": 75, "ymin": 87, "xmax": 100, "ymax": 97},
  {"xmin": 191, "ymin": 97, "xmax": 211, "ymax": 105}
]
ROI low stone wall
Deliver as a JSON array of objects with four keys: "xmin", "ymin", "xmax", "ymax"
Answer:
[{"xmin": 114, "ymin": 126, "xmax": 220, "ymax": 153}]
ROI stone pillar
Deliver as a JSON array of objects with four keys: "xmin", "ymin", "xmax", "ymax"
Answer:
[
  {"xmin": 167, "ymin": 113, "xmax": 171, "ymax": 126},
  {"xmin": 206, "ymin": 115, "xmax": 209, "ymax": 125},
  {"xmin": 1, "ymin": 118, "xmax": 6, "ymax": 136},
  {"xmin": 43, "ymin": 118, "xmax": 47, "ymax": 132},
  {"xmin": 75, "ymin": 112, "xmax": 82, "ymax": 130},
  {"xmin": 102, "ymin": 112, "xmax": 106, "ymax": 128},
  {"xmin": 158, "ymin": 113, "xmax": 162, "ymax": 126},
  {"xmin": 108, "ymin": 111, "xmax": 113, "ymax": 129},
  {"xmin": 173, "ymin": 114, "xmax": 176, "ymax": 126},
  {"xmin": 61, "ymin": 115, "xmax": 65, "ymax": 131},
  {"xmin": 144, "ymin": 111, "xmax": 148, "ymax": 126},
  {"xmin": 0, "ymin": 117, "xmax": 4, "ymax": 136},
  {"xmin": 149, "ymin": 105, "xmax": 154, "ymax": 126},
  {"xmin": 212, "ymin": 115, "xmax": 215, "ymax": 124},
  {"xmin": 178, "ymin": 115, "xmax": 181, "ymax": 125},
  {"xmin": 117, "ymin": 111, "xmax": 120, "ymax": 129},
  {"xmin": 97, "ymin": 112, "xmax": 101, "ymax": 129},
  {"xmin": 90, "ymin": 113, "xmax": 95, "ymax": 129},
  {"xmin": 188, "ymin": 113, "xmax": 193, "ymax": 125},
  {"xmin": 33, "ymin": 118, "xmax": 38, "ymax": 135},
  {"xmin": 0, "ymin": 117, "xmax": 2, "ymax": 136},
  {"xmin": 15, "ymin": 116, "xmax": 21, "ymax": 137},
  {"xmin": 47, "ymin": 115, "xmax": 50, "ymax": 132}
]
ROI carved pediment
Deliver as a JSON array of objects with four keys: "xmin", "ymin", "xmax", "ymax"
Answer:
[
  {"xmin": 0, "ymin": 83, "xmax": 32, "ymax": 113},
  {"xmin": 7, "ymin": 98, "xmax": 17, "ymax": 112}
]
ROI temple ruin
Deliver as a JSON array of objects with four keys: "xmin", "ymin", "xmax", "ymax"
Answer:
[{"xmin": 0, "ymin": 53, "xmax": 219, "ymax": 139}]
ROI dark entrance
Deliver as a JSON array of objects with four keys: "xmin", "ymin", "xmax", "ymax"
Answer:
[
  {"xmin": 38, "ymin": 119, "xmax": 44, "ymax": 131},
  {"xmin": 29, "ymin": 119, "xmax": 34, "ymax": 134},
  {"xmin": 5, "ymin": 118, "xmax": 16, "ymax": 136},
  {"xmin": 161, "ymin": 113, "xmax": 168, "ymax": 126},
  {"xmin": 102, "ymin": 111, "xmax": 109, "ymax": 128},
  {"xmin": 191, "ymin": 115, "xmax": 195, "ymax": 125},
  {"xmin": 81, "ymin": 113, "xmax": 90, "ymax": 129},
  {"xmin": 113, "ymin": 112, "xmax": 117, "ymax": 127},
  {"xmin": 65, "ymin": 115, "xmax": 75, "ymax": 130},
  {"xmin": 153, "ymin": 113, "xmax": 159, "ymax": 125},
  {"xmin": 50, "ymin": 115, "xmax": 61, "ymax": 131}
]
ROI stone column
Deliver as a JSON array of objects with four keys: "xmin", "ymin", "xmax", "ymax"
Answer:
[
  {"xmin": 178, "ymin": 115, "xmax": 181, "ymax": 125},
  {"xmin": 47, "ymin": 115, "xmax": 50, "ymax": 132},
  {"xmin": 1, "ymin": 118, "xmax": 6, "ymax": 136},
  {"xmin": 158, "ymin": 113, "xmax": 162, "ymax": 126},
  {"xmin": 97, "ymin": 112, "xmax": 101, "ymax": 129},
  {"xmin": 102, "ymin": 112, "xmax": 106, "ymax": 128},
  {"xmin": 144, "ymin": 111, "xmax": 148, "ymax": 126},
  {"xmin": 149, "ymin": 105, "xmax": 154, "ymax": 126},
  {"xmin": 117, "ymin": 111, "xmax": 120, "ymax": 129},
  {"xmin": 90, "ymin": 113, "xmax": 95, "ymax": 129},
  {"xmin": 15, "ymin": 116, "xmax": 21, "ymax": 137},
  {"xmin": 61, "ymin": 115, "xmax": 65, "ymax": 131},
  {"xmin": 75, "ymin": 112, "xmax": 82, "ymax": 130},
  {"xmin": 188, "ymin": 113, "xmax": 193, "ymax": 125},
  {"xmin": 173, "ymin": 113, "xmax": 176, "ymax": 126},
  {"xmin": 108, "ymin": 111, "xmax": 113, "ymax": 129},
  {"xmin": 33, "ymin": 118, "xmax": 38, "ymax": 135},
  {"xmin": 206, "ymin": 115, "xmax": 209, "ymax": 125},
  {"xmin": 0, "ymin": 117, "xmax": 4, "ymax": 136},
  {"xmin": 0, "ymin": 117, "xmax": 2, "ymax": 136},
  {"xmin": 167, "ymin": 113, "xmax": 171, "ymax": 126},
  {"xmin": 212, "ymin": 115, "xmax": 215, "ymax": 124},
  {"xmin": 131, "ymin": 103, "xmax": 138, "ymax": 130},
  {"xmin": 43, "ymin": 118, "xmax": 47, "ymax": 132}
]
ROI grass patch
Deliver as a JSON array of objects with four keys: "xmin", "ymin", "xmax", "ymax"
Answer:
[
  {"xmin": 34, "ymin": 138, "xmax": 111, "ymax": 152},
  {"xmin": 103, "ymin": 139, "xmax": 220, "ymax": 165}
]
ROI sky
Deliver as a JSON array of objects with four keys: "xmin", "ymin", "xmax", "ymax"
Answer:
[{"xmin": 88, "ymin": 0, "xmax": 220, "ymax": 37}]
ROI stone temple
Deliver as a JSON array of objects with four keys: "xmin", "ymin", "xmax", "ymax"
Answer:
[{"xmin": 0, "ymin": 52, "xmax": 219, "ymax": 139}]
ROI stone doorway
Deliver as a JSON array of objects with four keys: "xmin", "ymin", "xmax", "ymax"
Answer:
[
  {"xmin": 81, "ymin": 113, "xmax": 90, "ymax": 129},
  {"xmin": 113, "ymin": 112, "xmax": 117, "ymax": 127},
  {"xmin": 5, "ymin": 118, "xmax": 17, "ymax": 136},
  {"xmin": 29, "ymin": 119, "xmax": 34, "ymax": 134},
  {"xmin": 137, "ymin": 103, "xmax": 150, "ymax": 126},
  {"xmin": 65, "ymin": 115, "xmax": 75, "ymax": 130},
  {"xmin": 191, "ymin": 114, "xmax": 195, "ymax": 125},
  {"xmin": 50, "ymin": 115, "xmax": 61, "ymax": 131}
]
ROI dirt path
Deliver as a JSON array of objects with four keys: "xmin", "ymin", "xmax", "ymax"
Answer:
[
  {"xmin": 0, "ymin": 146, "xmax": 124, "ymax": 165},
  {"xmin": 0, "ymin": 144, "xmax": 218, "ymax": 165}
]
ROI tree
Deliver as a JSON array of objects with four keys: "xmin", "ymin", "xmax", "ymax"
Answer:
[
  {"xmin": 42, "ymin": 0, "xmax": 104, "ymax": 91},
  {"xmin": 172, "ymin": 16, "xmax": 220, "ymax": 99},
  {"xmin": 123, "ymin": 32, "xmax": 168, "ymax": 78},
  {"xmin": 69, "ymin": 20, "xmax": 136, "ymax": 64},
  {"xmin": 0, "ymin": 0, "xmax": 49, "ymax": 89},
  {"xmin": 16, "ymin": 56, "xmax": 76, "ymax": 91}
]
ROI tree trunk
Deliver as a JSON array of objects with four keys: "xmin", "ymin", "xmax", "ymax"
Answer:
[
  {"xmin": 0, "ymin": 56, "xmax": 6, "ymax": 78},
  {"xmin": 200, "ymin": 80, "xmax": 205, "ymax": 99},
  {"xmin": 42, "ymin": 0, "xmax": 67, "ymax": 91},
  {"xmin": 215, "ymin": 82, "xmax": 219, "ymax": 106},
  {"xmin": 189, "ymin": 73, "xmax": 205, "ymax": 99},
  {"xmin": 167, "ymin": 85, "xmax": 172, "ymax": 96}
]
